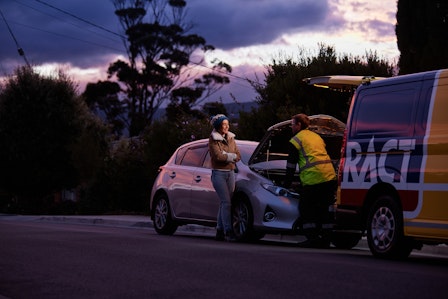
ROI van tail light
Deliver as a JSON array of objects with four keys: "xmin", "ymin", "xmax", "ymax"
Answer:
[{"xmin": 337, "ymin": 129, "xmax": 347, "ymax": 187}]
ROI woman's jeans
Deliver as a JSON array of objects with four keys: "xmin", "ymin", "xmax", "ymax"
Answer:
[{"xmin": 211, "ymin": 169, "xmax": 235, "ymax": 233}]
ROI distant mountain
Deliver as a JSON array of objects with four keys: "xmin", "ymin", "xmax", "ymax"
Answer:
[{"xmin": 220, "ymin": 101, "xmax": 259, "ymax": 119}]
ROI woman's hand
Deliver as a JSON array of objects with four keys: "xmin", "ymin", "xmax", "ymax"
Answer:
[{"xmin": 226, "ymin": 153, "xmax": 237, "ymax": 163}]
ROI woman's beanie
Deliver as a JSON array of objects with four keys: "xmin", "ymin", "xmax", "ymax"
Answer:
[{"xmin": 210, "ymin": 114, "xmax": 229, "ymax": 130}]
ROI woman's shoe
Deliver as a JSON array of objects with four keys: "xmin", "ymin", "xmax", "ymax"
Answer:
[
  {"xmin": 215, "ymin": 229, "xmax": 225, "ymax": 241},
  {"xmin": 225, "ymin": 231, "xmax": 237, "ymax": 242}
]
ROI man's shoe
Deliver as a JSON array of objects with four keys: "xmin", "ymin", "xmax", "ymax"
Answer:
[
  {"xmin": 296, "ymin": 238, "xmax": 330, "ymax": 248},
  {"xmin": 318, "ymin": 238, "xmax": 331, "ymax": 249},
  {"xmin": 296, "ymin": 239, "xmax": 320, "ymax": 248},
  {"xmin": 215, "ymin": 229, "xmax": 225, "ymax": 241}
]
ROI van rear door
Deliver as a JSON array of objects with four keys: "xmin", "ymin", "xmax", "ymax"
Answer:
[{"xmin": 303, "ymin": 75, "xmax": 386, "ymax": 91}]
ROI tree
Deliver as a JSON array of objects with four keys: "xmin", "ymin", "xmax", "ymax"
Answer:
[
  {"xmin": 202, "ymin": 101, "xmax": 228, "ymax": 117},
  {"xmin": 85, "ymin": 0, "xmax": 231, "ymax": 137},
  {"xmin": 78, "ymin": 137, "xmax": 150, "ymax": 214},
  {"xmin": 0, "ymin": 66, "xmax": 108, "ymax": 213},
  {"xmin": 82, "ymin": 81, "xmax": 126, "ymax": 137},
  {"xmin": 238, "ymin": 44, "xmax": 395, "ymax": 141},
  {"xmin": 396, "ymin": 0, "xmax": 448, "ymax": 74},
  {"xmin": 141, "ymin": 114, "xmax": 210, "ymax": 185}
]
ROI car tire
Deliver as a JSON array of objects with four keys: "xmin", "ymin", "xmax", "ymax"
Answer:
[
  {"xmin": 153, "ymin": 194, "xmax": 178, "ymax": 235},
  {"xmin": 232, "ymin": 197, "xmax": 257, "ymax": 242},
  {"xmin": 366, "ymin": 195, "xmax": 413, "ymax": 259},
  {"xmin": 330, "ymin": 232, "xmax": 361, "ymax": 249}
]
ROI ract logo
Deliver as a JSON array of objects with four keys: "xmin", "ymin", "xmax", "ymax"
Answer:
[{"xmin": 343, "ymin": 137, "xmax": 420, "ymax": 186}]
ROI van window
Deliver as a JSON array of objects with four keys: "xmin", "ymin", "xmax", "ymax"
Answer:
[{"xmin": 351, "ymin": 84, "xmax": 419, "ymax": 138}]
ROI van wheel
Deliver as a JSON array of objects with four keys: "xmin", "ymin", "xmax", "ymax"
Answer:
[
  {"xmin": 153, "ymin": 194, "xmax": 178, "ymax": 235},
  {"xmin": 366, "ymin": 195, "xmax": 412, "ymax": 259}
]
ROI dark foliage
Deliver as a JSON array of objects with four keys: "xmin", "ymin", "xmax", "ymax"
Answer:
[
  {"xmin": 396, "ymin": 0, "xmax": 448, "ymax": 74},
  {"xmin": 0, "ymin": 67, "xmax": 108, "ymax": 213}
]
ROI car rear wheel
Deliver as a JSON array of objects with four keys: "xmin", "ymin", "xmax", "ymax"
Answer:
[
  {"xmin": 366, "ymin": 195, "xmax": 412, "ymax": 259},
  {"xmin": 153, "ymin": 194, "xmax": 178, "ymax": 235}
]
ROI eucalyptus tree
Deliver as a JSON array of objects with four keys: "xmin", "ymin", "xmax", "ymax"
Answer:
[{"xmin": 85, "ymin": 0, "xmax": 231, "ymax": 137}]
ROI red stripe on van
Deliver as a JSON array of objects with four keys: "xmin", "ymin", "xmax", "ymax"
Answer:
[
  {"xmin": 339, "ymin": 189, "xmax": 367, "ymax": 207},
  {"xmin": 340, "ymin": 189, "xmax": 418, "ymax": 211},
  {"xmin": 397, "ymin": 190, "xmax": 419, "ymax": 211}
]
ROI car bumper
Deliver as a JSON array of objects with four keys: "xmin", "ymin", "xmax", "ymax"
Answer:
[{"xmin": 251, "ymin": 193, "xmax": 300, "ymax": 233}]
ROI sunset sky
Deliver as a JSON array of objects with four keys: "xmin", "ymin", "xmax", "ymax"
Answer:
[{"xmin": 0, "ymin": 0, "xmax": 399, "ymax": 104}]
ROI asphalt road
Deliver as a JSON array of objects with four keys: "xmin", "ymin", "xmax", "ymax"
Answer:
[{"xmin": 1, "ymin": 217, "xmax": 447, "ymax": 299}]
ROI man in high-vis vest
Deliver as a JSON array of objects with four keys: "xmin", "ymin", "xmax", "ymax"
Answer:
[{"xmin": 283, "ymin": 114, "xmax": 337, "ymax": 248}]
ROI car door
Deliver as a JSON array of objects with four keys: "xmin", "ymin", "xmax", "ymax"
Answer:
[
  {"xmin": 189, "ymin": 150, "xmax": 220, "ymax": 221},
  {"xmin": 166, "ymin": 144, "xmax": 207, "ymax": 219}
]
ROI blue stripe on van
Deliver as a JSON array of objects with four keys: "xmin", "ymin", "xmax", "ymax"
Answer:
[{"xmin": 405, "ymin": 221, "xmax": 448, "ymax": 230}]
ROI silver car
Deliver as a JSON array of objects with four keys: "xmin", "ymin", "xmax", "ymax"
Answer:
[{"xmin": 150, "ymin": 114, "xmax": 345, "ymax": 241}]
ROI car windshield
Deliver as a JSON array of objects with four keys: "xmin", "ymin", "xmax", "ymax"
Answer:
[{"xmin": 238, "ymin": 143, "xmax": 257, "ymax": 165}]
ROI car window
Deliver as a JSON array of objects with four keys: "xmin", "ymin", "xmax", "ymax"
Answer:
[
  {"xmin": 180, "ymin": 146, "xmax": 207, "ymax": 167},
  {"xmin": 175, "ymin": 146, "xmax": 188, "ymax": 165},
  {"xmin": 203, "ymin": 152, "xmax": 212, "ymax": 169}
]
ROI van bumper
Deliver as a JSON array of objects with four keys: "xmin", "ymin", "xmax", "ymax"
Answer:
[{"xmin": 334, "ymin": 206, "xmax": 364, "ymax": 233}]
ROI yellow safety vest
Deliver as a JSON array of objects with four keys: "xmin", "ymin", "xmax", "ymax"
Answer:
[{"xmin": 289, "ymin": 129, "xmax": 336, "ymax": 186}]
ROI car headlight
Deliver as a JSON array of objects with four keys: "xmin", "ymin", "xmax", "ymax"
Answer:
[{"xmin": 261, "ymin": 183, "xmax": 299, "ymax": 198}]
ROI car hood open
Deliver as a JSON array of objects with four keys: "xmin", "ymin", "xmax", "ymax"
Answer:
[{"xmin": 248, "ymin": 114, "xmax": 346, "ymax": 167}]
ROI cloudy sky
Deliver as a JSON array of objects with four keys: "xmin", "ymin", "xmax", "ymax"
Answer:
[{"xmin": 0, "ymin": 0, "xmax": 398, "ymax": 104}]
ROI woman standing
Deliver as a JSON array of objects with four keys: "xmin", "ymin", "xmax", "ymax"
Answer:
[{"xmin": 209, "ymin": 114, "xmax": 241, "ymax": 241}]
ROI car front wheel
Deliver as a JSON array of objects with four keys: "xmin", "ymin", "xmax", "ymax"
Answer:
[
  {"xmin": 366, "ymin": 195, "xmax": 412, "ymax": 259},
  {"xmin": 232, "ymin": 197, "xmax": 259, "ymax": 242},
  {"xmin": 153, "ymin": 194, "xmax": 178, "ymax": 235}
]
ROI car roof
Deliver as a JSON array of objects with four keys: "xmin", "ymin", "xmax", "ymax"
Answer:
[
  {"xmin": 177, "ymin": 138, "xmax": 258, "ymax": 148},
  {"xmin": 302, "ymin": 75, "xmax": 387, "ymax": 91}
]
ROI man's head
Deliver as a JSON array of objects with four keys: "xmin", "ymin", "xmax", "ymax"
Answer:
[{"xmin": 291, "ymin": 113, "xmax": 310, "ymax": 134}]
